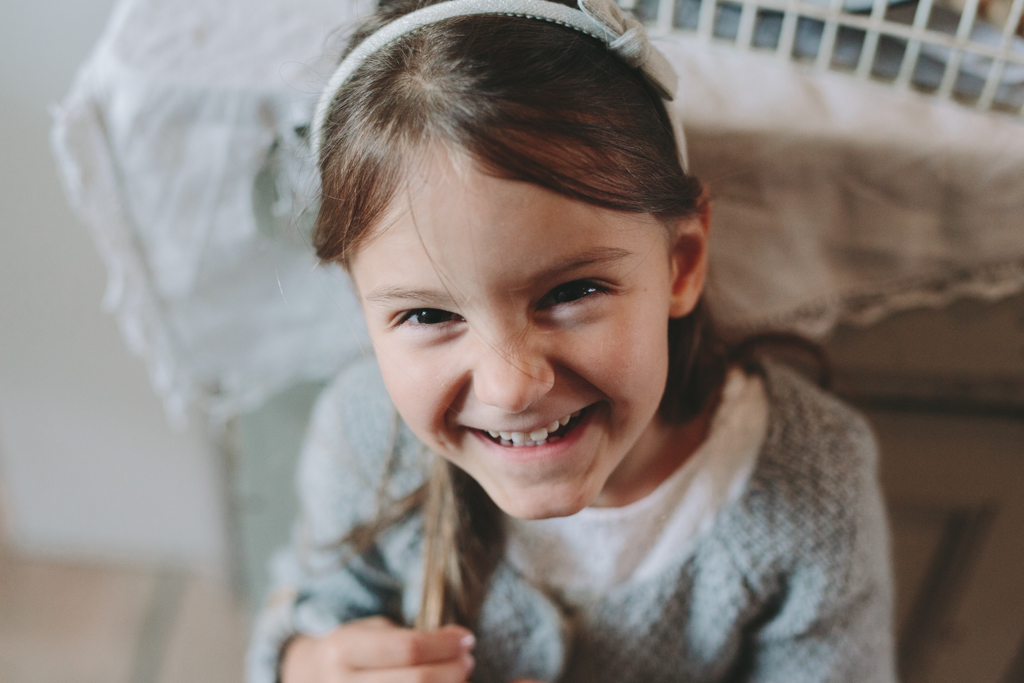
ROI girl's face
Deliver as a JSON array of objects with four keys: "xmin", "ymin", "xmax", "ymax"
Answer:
[{"xmin": 349, "ymin": 151, "xmax": 708, "ymax": 519}]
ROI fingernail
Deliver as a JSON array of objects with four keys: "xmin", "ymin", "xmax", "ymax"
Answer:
[
  {"xmin": 462, "ymin": 653, "xmax": 476, "ymax": 671},
  {"xmin": 460, "ymin": 633, "xmax": 476, "ymax": 649}
]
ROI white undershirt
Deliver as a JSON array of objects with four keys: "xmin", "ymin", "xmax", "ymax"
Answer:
[{"xmin": 504, "ymin": 367, "xmax": 769, "ymax": 605}]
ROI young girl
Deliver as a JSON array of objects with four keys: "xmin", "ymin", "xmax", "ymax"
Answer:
[{"xmin": 248, "ymin": 0, "xmax": 897, "ymax": 680}]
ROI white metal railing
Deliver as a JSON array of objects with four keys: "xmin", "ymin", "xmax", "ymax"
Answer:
[{"xmin": 633, "ymin": 0, "xmax": 1024, "ymax": 115}]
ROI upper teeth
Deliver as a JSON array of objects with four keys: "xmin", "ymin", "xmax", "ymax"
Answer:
[{"xmin": 485, "ymin": 409, "xmax": 582, "ymax": 445}]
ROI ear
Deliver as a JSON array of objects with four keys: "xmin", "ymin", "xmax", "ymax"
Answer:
[{"xmin": 667, "ymin": 201, "xmax": 710, "ymax": 319}]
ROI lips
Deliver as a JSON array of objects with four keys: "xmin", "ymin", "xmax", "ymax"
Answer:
[{"xmin": 478, "ymin": 407, "xmax": 588, "ymax": 447}]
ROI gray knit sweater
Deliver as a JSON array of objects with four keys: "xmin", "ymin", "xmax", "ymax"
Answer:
[{"xmin": 247, "ymin": 357, "xmax": 897, "ymax": 683}]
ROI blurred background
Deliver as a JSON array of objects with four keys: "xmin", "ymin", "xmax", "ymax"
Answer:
[
  {"xmin": 0, "ymin": 1, "xmax": 245, "ymax": 681},
  {"xmin": 2, "ymin": 0, "xmax": 1023, "ymax": 682}
]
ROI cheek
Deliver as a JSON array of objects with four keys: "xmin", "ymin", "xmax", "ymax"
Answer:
[
  {"xmin": 375, "ymin": 344, "xmax": 459, "ymax": 443},
  {"xmin": 573, "ymin": 297, "xmax": 671, "ymax": 413}
]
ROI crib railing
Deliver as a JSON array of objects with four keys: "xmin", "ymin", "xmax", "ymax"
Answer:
[{"xmin": 629, "ymin": 0, "xmax": 1024, "ymax": 114}]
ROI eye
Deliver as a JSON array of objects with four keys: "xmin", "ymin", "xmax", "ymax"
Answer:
[
  {"xmin": 400, "ymin": 308, "xmax": 464, "ymax": 325},
  {"xmin": 540, "ymin": 280, "xmax": 603, "ymax": 308}
]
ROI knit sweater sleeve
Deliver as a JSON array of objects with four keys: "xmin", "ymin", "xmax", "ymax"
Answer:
[
  {"xmin": 245, "ymin": 357, "xmax": 428, "ymax": 683},
  {"xmin": 730, "ymin": 365, "xmax": 897, "ymax": 683}
]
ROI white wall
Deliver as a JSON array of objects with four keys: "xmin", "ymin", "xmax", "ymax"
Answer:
[{"xmin": 0, "ymin": 0, "xmax": 227, "ymax": 567}]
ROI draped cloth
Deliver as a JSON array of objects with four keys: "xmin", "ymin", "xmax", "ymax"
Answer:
[{"xmin": 52, "ymin": 0, "xmax": 1024, "ymax": 424}]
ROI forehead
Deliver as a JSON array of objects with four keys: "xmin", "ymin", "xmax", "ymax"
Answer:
[{"xmin": 349, "ymin": 151, "xmax": 666, "ymax": 294}]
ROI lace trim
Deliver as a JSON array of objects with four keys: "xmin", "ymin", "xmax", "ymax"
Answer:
[{"xmin": 734, "ymin": 258, "xmax": 1024, "ymax": 339}]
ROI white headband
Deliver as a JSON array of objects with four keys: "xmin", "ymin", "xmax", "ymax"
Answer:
[{"xmin": 311, "ymin": 0, "xmax": 689, "ymax": 171}]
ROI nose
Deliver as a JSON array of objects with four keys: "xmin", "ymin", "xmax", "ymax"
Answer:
[{"xmin": 471, "ymin": 339, "xmax": 555, "ymax": 414}]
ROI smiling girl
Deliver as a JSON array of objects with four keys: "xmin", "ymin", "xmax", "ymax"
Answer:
[{"xmin": 247, "ymin": 0, "xmax": 896, "ymax": 681}]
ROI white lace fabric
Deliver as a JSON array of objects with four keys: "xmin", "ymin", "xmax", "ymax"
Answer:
[{"xmin": 51, "ymin": 0, "xmax": 376, "ymax": 425}]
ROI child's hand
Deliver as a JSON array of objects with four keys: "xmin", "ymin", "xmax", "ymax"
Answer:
[{"xmin": 280, "ymin": 616, "xmax": 476, "ymax": 683}]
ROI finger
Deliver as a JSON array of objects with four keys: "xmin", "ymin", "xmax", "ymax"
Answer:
[
  {"xmin": 352, "ymin": 615, "xmax": 398, "ymax": 630},
  {"xmin": 352, "ymin": 655, "xmax": 475, "ymax": 683},
  {"xmin": 343, "ymin": 624, "xmax": 475, "ymax": 669}
]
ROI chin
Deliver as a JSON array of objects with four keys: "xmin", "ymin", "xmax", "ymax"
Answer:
[{"xmin": 487, "ymin": 480, "xmax": 598, "ymax": 520}]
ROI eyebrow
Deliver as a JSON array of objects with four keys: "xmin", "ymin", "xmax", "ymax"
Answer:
[
  {"xmin": 361, "ymin": 246, "xmax": 635, "ymax": 306},
  {"xmin": 529, "ymin": 246, "xmax": 635, "ymax": 284},
  {"xmin": 362, "ymin": 287, "xmax": 457, "ymax": 307}
]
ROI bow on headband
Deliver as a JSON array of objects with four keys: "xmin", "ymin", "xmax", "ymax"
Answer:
[{"xmin": 577, "ymin": 0, "xmax": 678, "ymax": 100}]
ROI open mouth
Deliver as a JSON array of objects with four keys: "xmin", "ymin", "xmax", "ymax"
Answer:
[{"xmin": 478, "ymin": 406, "xmax": 589, "ymax": 447}]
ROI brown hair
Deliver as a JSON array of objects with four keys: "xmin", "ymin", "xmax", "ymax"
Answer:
[{"xmin": 312, "ymin": 0, "xmax": 728, "ymax": 630}]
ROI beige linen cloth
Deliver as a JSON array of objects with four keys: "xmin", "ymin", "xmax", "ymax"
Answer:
[{"xmin": 52, "ymin": 0, "xmax": 1024, "ymax": 423}]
